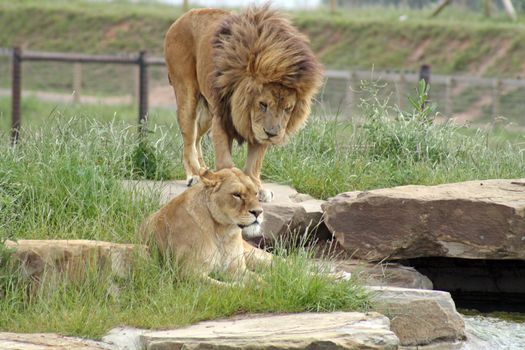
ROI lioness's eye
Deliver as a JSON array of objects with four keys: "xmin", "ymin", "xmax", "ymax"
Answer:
[
  {"xmin": 232, "ymin": 193, "xmax": 242, "ymax": 199},
  {"xmin": 259, "ymin": 102, "xmax": 267, "ymax": 112},
  {"xmin": 285, "ymin": 106, "xmax": 293, "ymax": 113}
]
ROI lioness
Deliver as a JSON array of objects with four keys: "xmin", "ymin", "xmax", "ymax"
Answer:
[
  {"xmin": 139, "ymin": 168, "xmax": 273, "ymax": 285},
  {"xmin": 164, "ymin": 6, "xmax": 323, "ymax": 202}
]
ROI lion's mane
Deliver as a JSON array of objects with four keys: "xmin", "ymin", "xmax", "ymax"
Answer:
[{"xmin": 212, "ymin": 6, "xmax": 323, "ymax": 144}]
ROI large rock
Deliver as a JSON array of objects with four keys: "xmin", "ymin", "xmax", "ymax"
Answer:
[
  {"xmin": 0, "ymin": 332, "xmax": 108, "ymax": 350},
  {"xmin": 140, "ymin": 312, "xmax": 399, "ymax": 350},
  {"xmin": 4, "ymin": 239, "xmax": 146, "ymax": 281},
  {"xmin": 333, "ymin": 260, "xmax": 433, "ymax": 290},
  {"xmin": 369, "ymin": 286, "xmax": 466, "ymax": 347},
  {"xmin": 123, "ymin": 180, "xmax": 330, "ymax": 242},
  {"xmin": 323, "ymin": 179, "xmax": 525, "ymax": 261}
]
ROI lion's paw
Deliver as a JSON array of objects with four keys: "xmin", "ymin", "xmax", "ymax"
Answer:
[
  {"xmin": 258, "ymin": 189, "xmax": 274, "ymax": 203},
  {"xmin": 186, "ymin": 175, "xmax": 200, "ymax": 187}
]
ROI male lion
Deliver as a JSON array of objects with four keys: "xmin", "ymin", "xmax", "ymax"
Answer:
[
  {"xmin": 139, "ymin": 168, "xmax": 273, "ymax": 285},
  {"xmin": 164, "ymin": 6, "xmax": 323, "ymax": 202}
]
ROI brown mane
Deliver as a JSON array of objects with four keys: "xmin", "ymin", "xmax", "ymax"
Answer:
[{"xmin": 211, "ymin": 5, "xmax": 323, "ymax": 144}]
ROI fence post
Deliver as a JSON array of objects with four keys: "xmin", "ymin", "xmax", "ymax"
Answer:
[
  {"xmin": 445, "ymin": 76, "xmax": 454, "ymax": 118},
  {"xmin": 397, "ymin": 71, "xmax": 406, "ymax": 109},
  {"xmin": 492, "ymin": 79, "xmax": 501, "ymax": 118},
  {"xmin": 11, "ymin": 47, "xmax": 22, "ymax": 145},
  {"xmin": 419, "ymin": 64, "xmax": 431, "ymax": 87},
  {"xmin": 419, "ymin": 64, "xmax": 431, "ymax": 108},
  {"xmin": 138, "ymin": 50, "xmax": 148, "ymax": 134},
  {"xmin": 330, "ymin": 0, "xmax": 337, "ymax": 13},
  {"xmin": 73, "ymin": 63, "xmax": 82, "ymax": 103}
]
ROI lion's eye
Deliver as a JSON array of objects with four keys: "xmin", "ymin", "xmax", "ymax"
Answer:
[
  {"xmin": 259, "ymin": 102, "xmax": 267, "ymax": 112},
  {"xmin": 232, "ymin": 193, "xmax": 242, "ymax": 199},
  {"xmin": 285, "ymin": 106, "xmax": 293, "ymax": 113}
]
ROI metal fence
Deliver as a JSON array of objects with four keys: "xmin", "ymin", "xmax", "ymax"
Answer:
[
  {"xmin": 1, "ymin": 48, "xmax": 166, "ymax": 144},
  {"xmin": 1, "ymin": 47, "xmax": 525, "ymax": 144},
  {"xmin": 320, "ymin": 68, "xmax": 525, "ymax": 129}
]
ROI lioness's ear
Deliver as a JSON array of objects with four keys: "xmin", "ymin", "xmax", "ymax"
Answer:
[{"xmin": 199, "ymin": 168, "xmax": 219, "ymax": 187}]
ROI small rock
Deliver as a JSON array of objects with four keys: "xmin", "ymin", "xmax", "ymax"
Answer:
[
  {"xmin": 102, "ymin": 327, "xmax": 146, "ymax": 350},
  {"xmin": 369, "ymin": 286, "xmax": 466, "ymax": 347},
  {"xmin": 334, "ymin": 260, "xmax": 433, "ymax": 289}
]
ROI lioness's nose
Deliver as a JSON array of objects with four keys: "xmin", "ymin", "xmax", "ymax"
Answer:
[{"xmin": 249, "ymin": 208, "xmax": 263, "ymax": 218}]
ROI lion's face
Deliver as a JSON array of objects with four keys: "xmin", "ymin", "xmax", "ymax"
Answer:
[
  {"xmin": 201, "ymin": 168, "xmax": 263, "ymax": 237},
  {"xmin": 251, "ymin": 83, "xmax": 297, "ymax": 145}
]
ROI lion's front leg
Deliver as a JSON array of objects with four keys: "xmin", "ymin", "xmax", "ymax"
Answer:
[
  {"xmin": 245, "ymin": 142, "xmax": 273, "ymax": 202},
  {"xmin": 212, "ymin": 117, "xmax": 235, "ymax": 170}
]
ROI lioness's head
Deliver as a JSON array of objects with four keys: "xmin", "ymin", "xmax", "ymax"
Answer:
[
  {"xmin": 200, "ymin": 168, "xmax": 263, "ymax": 237},
  {"xmin": 251, "ymin": 83, "xmax": 297, "ymax": 145}
]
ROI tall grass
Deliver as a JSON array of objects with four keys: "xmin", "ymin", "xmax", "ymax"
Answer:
[
  {"xmin": 0, "ymin": 118, "xmax": 179, "ymax": 242},
  {"xmin": 264, "ymin": 80, "xmax": 524, "ymax": 198}
]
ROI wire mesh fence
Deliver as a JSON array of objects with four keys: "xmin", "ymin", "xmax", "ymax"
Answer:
[{"xmin": 318, "ymin": 70, "xmax": 525, "ymax": 130}]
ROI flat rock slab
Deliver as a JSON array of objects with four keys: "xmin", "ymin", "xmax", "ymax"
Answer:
[
  {"xmin": 141, "ymin": 312, "xmax": 399, "ymax": 350},
  {"xmin": 334, "ymin": 260, "xmax": 433, "ymax": 290},
  {"xmin": 323, "ymin": 179, "xmax": 525, "ymax": 261},
  {"xmin": 0, "ymin": 332, "xmax": 108, "ymax": 350},
  {"xmin": 369, "ymin": 286, "xmax": 466, "ymax": 347},
  {"xmin": 5, "ymin": 239, "xmax": 146, "ymax": 280},
  {"xmin": 123, "ymin": 180, "xmax": 329, "ymax": 241}
]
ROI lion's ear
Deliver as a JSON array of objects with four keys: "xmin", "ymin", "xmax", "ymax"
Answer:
[{"xmin": 199, "ymin": 168, "xmax": 219, "ymax": 188}]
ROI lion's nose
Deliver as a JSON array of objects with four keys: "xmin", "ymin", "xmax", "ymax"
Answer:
[
  {"xmin": 249, "ymin": 208, "xmax": 263, "ymax": 218},
  {"xmin": 264, "ymin": 128, "xmax": 278, "ymax": 138}
]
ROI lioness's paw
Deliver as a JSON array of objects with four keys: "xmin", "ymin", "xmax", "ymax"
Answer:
[
  {"xmin": 258, "ymin": 189, "xmax": 273, "ymax": 203},
  {"xmin": 186, "ymin": 175, "xmax": 200, "ymax": 187}
]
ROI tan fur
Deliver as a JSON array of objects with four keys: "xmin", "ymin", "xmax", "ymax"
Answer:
[
  {"xmin": 164, "ymin": 6, "xmax": 323, "ymax": 195},
  {"xmin": 139, "ymin": 168, "xmax": 273, "ymax": 285}
]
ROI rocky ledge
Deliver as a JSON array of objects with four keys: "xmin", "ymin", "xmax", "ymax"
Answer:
[
  {"xmin": 140, "ymin": 312, "xmax": 399, "ymax": 350},
  {"xmin": 4, "ymin": 239, "xmax": 146, "ymax": 282},
  {"xmin": 0, "ymin": 332, "xmax": 108, "ymax": 350},
  {"xmin": 323, "ymin": 179, "xmax": 525, "ymax": 261}
]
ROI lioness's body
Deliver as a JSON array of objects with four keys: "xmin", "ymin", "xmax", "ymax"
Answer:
[
  {"xmin": 164, "ymin": 7, "xmax": 322, "ymax": 201},
  {"xmin": 140, "ymin": 168, "xmax": 272, "ymax": 284}
]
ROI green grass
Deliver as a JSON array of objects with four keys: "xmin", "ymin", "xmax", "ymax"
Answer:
[
  {"xmin": 0, "ymin": 243, "xmax": 369, "ymax": 338},
  {"xmin": 0, "ymin": 95, "xmax": 176, "ymax": 132},
  {"xmin": 0, "ymin": 81, "xmax": 523, "ymax": 338}
]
